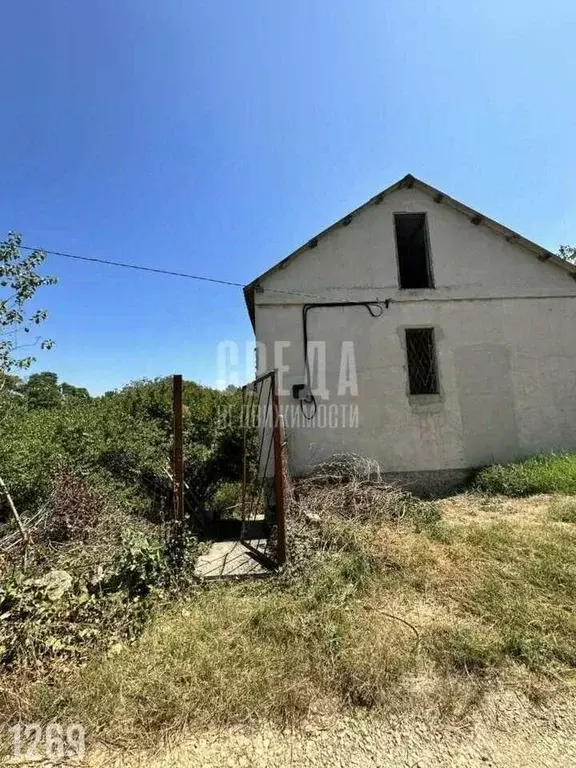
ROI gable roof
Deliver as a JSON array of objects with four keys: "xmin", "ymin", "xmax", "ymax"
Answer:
[{"xmin": 244, "ymin": 173, "xmax": 576, "ymax": 326}]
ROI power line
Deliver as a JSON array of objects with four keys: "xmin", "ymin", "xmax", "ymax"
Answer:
[
  {"xmin": 19, "ymin": 243, "xmax": 352, "ymax": 303},
  {"xmin": 21, "ymin": 242, "xmax": 398, "ymax": 305},
  {"xmin": 19, "ymin": 244, "xmax": 245, "ymax": 288}
]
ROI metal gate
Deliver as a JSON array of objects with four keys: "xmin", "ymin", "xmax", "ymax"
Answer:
[{"xmin": 240, "ymin": 370, "xmax": 287, "ymax": 569}]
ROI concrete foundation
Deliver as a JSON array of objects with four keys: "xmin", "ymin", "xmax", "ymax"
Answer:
[{"xmin": 378, "ymin": 468, "xmax": 472, "ymax": 497}]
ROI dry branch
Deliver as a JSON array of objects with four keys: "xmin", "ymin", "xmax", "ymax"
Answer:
[{"xmin": 0, "ymin": 474, "xmax": 28, "ymax": 543}]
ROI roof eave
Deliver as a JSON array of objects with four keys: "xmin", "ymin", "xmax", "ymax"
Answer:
[
  {"xmin": 244, "ymin": 284, "xmax": 255, "ymax": 330},
  {"xmin": 243, "ymin": 174, "xmax": 576, "ymax": 316},
  {"xmin": 243, "ymin": 175, "xmax": 411, "ymax": 298}
]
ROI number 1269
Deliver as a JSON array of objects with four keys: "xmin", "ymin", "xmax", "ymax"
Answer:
[{"xmin": 9, "ymin": 723, "xmax": 85, "ymax": 762}]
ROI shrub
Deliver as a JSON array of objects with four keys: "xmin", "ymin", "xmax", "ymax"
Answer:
[
  {"xmin": 474, "ymin": 453, "xmax": 576, "ymax": 496},
  {"xmin": 39, "ymin": 470, "xmax": 106, "ymax": 543},
  {"xmin": 0, "ymin": 569, "xmax": 153, "ymax": 669},
  {"xmin": 0, "ymin": 377, "xmax": 248, "ymax": 529},
  {"xmin": 0, "ymin": 396, "xmax": 168, "ymax": 514},
  {"xmin": 111, "ymin": 533, "xmax": 167, "ymax": 597},
  {"xmin": 0, "ymin": 376, "xmax": 234, "ymax": 675},
  {"xmin": 208, "ymin": 481, "xmax": 243, "ymax": 519}
]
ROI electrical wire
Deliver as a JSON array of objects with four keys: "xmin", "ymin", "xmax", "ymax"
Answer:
[
  {"xmin": 19, "ymin": 245, "xmax": 246, "ymax": 288},
  {"xmin": 300, "ymin": 300, "xmax": 389, "ymax": 420},
  {"xmin": 19, "ymin": 244, "xmax": 368, "ymax": 303},
  {"xmin": 21, "ymin": 238, "xmax": 393, "ymax": 418}
]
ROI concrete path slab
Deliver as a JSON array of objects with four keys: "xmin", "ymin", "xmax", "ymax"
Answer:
[{"xmin": 194, "ymin": 539, "xmax": 272, "ymax": 579}]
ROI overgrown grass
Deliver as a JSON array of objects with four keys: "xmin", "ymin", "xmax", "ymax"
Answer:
[
  {"xmin": 4, "ymin": 459, "xmax": 576, "ymax": 749},
  {"xmin": 4, "ymin": 551, "xmax": 411, "ymax": 743},
  {"xmin": 548, "ymin": 498, "xmax": 576, "ymax": 523},
  {"xmin": 421, "ymin": 519, "xmax": 576, "ymax": 671},
  {"xmin": 474, "ymin": 453, "xmax": 576, "ymax": 496}
]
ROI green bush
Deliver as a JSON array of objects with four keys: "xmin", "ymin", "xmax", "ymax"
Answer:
[
  {"xmin": 208, "ymin": 481, "xmax": 243, "ymax": 519},
  {"xmin": 112, "ymin": 533, "xmax": 167, "ymax": 597},
  {"xmin": 0, "ymin": 568, "xmax": 154, "ymax": 668},
  {"xmin": 474, "ymin": 453, "xmax": 576, "ymax": 496},
  {"xmin": 0, "ymin": 377, "xmax": 246, "ymax": 521},
  {"xmin": 0, "ymin": 376, "xmax": 246, "ymax": 676}
]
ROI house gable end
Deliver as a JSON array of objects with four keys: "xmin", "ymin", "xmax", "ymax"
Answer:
[{"xmin": 245, "ymin": 176, "xmax": 576, "ymax": 324}]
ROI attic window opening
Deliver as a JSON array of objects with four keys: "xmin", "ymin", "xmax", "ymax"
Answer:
[
  {"xmin": 405, "ymin": 328, "xmax": 439, "ymax": 395},
  {"xmin": 394, "ymin": 213, "xmax": 434, "ymax": 289}
]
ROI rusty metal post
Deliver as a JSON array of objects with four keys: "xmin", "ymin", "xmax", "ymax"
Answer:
[
  {"xmin": 271, "ymin": 370, "xmax": 286, "ymax": 566},
  {"xmin": 241, "ymin": 385, "xmax": 248, "ymax": 526},
  {"xmin": 172, "ymin": 374, "xmax": 184, "ymax": 535}
]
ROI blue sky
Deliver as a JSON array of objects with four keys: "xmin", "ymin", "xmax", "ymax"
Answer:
[{"xmin": 1, "ymin": 1, "xmax": 575, "ymax": 393}]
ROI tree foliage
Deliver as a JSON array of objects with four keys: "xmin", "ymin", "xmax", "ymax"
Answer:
[
  {"xmin": 14, "ymin": 371, "xmax": 92, "ymax": 410},
  {"xmin": 0, "ymin": 376, "xmax": 244, "ymax": 519},
  {"xmin": 0, "ymin": 232, "xmax": 57, "ymax": 390},
  {"xmin": 24, "ymin": 371, "xmax": 62, "ymax": 410},
  {"xmin": 559, "ymin": 244, "xmax": 576, "ymax": 264},
  {"xmin": 61, "ymin": 382, "xmax": 90, "ymax": 401}
]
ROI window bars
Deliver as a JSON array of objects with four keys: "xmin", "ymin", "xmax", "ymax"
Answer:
[{"xmin": 405, "ymin": 328, "xmax": 439, "ymax": 395}]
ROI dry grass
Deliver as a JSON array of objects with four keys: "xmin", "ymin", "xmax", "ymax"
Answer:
[
  {"xmin": 548, "ymin": 498, "xmax": 576, "ymax": 524},
  {"xmin": 3, "ymin": 457, "xmax": 576, "ymax": 750},
  {"xmin": 4, "ymin": 557, "xmax": 409, "ymax": 746}
]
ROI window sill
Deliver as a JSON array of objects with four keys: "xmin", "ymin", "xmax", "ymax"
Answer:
[
  {"xmin": 398, "ymin": 287, "xmax": 436, "ymax": 292},
  {"xmin": 408, "ymin": 394, "xmax": 444, "ymax": 412}
]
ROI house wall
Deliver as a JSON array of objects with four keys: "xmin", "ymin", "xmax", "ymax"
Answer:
[{"xmin": 253, "ymin": 187, "xmax": 576, "ymax": 478}]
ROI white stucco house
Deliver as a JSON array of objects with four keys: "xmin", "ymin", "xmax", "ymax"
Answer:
[{"xmin": 244, "ymin": 174, "xmax": 576, "ymax": 489}]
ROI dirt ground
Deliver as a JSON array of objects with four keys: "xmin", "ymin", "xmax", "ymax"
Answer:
[{"xmin": 87, "ymin": 689, "xmax": 576, "ymax": 768}]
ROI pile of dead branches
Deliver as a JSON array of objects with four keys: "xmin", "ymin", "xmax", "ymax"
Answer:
[{"xmin": 294, "ymin": 454, "xmax": 421, "ymax": 524}]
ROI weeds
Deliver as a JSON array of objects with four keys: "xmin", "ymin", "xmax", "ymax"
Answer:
[
  {"xmin": 38, "ymin": 470, "xmax": 105, "ymax": 543},
  {"xmin": 0, "ymin": 376, "xmax": 243, "ymax": 675},
  {"xmin": 0, "ymin": 489, "xmax": 198, "ymax": 671},
  {"xmin": 13, "ymin": 552, "xmax": 415, "ymax": 743},
  {"xmin": 207, "ymin": 481, "xmax": 243, "ymax": 520},
  {"xmin": 4, "ymin": 454, "xmax": 576, "ymax": 748},
  {"xmin": 474, "ymin": 453, "xmax": 576, "ymax": 496}
]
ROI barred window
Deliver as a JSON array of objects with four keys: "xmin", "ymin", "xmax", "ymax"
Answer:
[{"xmin": 405, "ymin": 328, "xmax": 439, "ymax": 395}]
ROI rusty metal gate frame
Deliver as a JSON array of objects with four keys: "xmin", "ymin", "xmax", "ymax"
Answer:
[{"xmin": 240, "ymin": 370, "xmax": 287, "ymax": 569}]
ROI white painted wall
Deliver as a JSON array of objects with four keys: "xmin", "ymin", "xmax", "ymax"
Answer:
[{"xmin": 252, "ymin": 187, "xmax": 576, "ymax": 476}]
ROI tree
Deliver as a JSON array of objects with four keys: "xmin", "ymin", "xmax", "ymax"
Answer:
[
  {"xmin": 61, "ymin": 382, "xmax": 91, "ymax": 401},
  {"xmin": 0, "ymin": 374, "xmax": 26, "ymax": 417},
  {"xmin": 24, "ymin": 371, "xmax": 62, "ymax": 410},
  {"xmin": 3, "ymin": 374, "xmax": 25, "ymax": 394},
  {"xmin": 0, "ymin": 232, "xmax": 57, "ymax": 392},
  {"xmin": 559, "ymin": 245, "xmax": 576, "ymax": 264}
]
